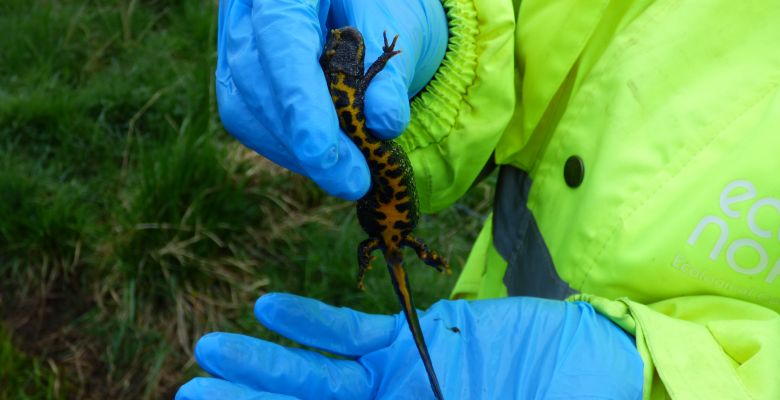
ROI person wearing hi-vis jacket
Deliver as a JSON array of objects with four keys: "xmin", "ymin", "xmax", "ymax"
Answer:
[{"xmin": 176, "ymin": 0, "xmax": 780, "ymax": 399}]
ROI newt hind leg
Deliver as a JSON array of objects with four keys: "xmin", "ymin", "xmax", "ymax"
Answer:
[
  {"xmin": 357, "ymin": 237, "xmax": 383, "ymax": 290},
  {"xmin": 402, "ymin": 235, "xmax": 451, "ymax": 275}
]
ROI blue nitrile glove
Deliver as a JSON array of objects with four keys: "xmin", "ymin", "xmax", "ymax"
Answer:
[
  {"xmin": 217, "ymin": 0, "xmax": 448, "ymax": 200},
  {"xmin": 177, "ymin": 293, "xmax": 644, "ymax": 400}
]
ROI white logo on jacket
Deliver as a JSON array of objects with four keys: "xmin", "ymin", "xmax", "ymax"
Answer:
[{"xmin": 687, "ymin": 180, "xmax": 780, "ymax": 284}]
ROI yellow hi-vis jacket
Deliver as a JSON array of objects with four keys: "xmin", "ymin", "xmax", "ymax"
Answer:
[{"xmin": 399, "ymin": 1, "xmax": 780, "ymax": 398}]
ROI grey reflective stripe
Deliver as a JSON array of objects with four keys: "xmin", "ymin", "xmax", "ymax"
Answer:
[{"xmin": 493, "ymin": 166, "xmax": 576, "ymax": 299}]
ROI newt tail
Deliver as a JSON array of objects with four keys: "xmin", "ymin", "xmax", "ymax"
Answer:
[
  {"xmin": 321, "ymin": 27, "xmax": 449, "ymax": 400},
  {"xmin": 385, "ymin": 247, "xmax": 445, "ymax": 400}
]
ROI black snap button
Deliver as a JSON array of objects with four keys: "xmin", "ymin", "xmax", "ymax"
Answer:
[{"xmin": 564, "ymin": 156, "xmax": 584, "ymax": 188}]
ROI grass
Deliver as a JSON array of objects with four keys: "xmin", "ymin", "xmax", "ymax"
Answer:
[
  {"xmin": 0, "ymin": 1, "xmax": 494, "ymax": 399},
  {"xmin": 0, "ymin": 327, "xmax": 66, "ymax": 399}
]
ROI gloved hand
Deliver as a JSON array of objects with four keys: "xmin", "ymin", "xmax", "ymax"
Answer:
[
  {"xmin": 177, "ymin": 293, "xmax": 644, "ymax": 399},
  {"xmin": 217, "ymin": 0, "xmax": 448, "ymax": 200}
]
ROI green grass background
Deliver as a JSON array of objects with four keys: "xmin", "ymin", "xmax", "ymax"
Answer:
[{"xmin": 0, "ymin": 1, "xmax": 493, "ymax": 398}]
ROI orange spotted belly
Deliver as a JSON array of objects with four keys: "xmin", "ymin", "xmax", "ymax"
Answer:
[{"xmin": 355, "ymin": 140, "xmax": 420, "ymax": 246}]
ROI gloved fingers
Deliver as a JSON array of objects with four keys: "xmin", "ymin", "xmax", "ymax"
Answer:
[
  {"xmin": 218, "ymin": 0, "xmax": 304, "ymax": 175},
  {"xmin": 360, "ymin": 21, "xmax": 422, "ymax": 140},
  {"xmin": 219, "ymin": 81, "xmax": 370, "ymax": 197},
  {"xmin": 220, "ymin": 73, "xmax": 370, "ymax": 199},
  {"xmin": 254, "ymin": 293, "xmax": 402, "ymax": 357},
  {"xmin": 220, "ymin": 0, "xmax": 370, "ymax": 200},
  {"xmin": 304, "ymin": 132, "xmax": 371, "ymax": 200},
  {"xmin": 405, "ymin": 0, "xmax": 449, "ymax": 95},
  {"xmin": 194, "ymin": 332, "xmax": 373, "ymax": 399},
  {"xmin": 176, "ymin": 377, "xmax": 300, "ymax": 400},
  {"xmin": 219, "ymin": 0, "xmax": 279, "ymax": 134},
  {"xmin": 250, "ymin": 1, "xmax": 372, "ymax": 199},
  {"xmin": 216, "ymin": 79, "xmax": 305, "ymax": 176},
  {"xmin": 363, "ymin": 65, "xmax": 412, "ymax": 140}
]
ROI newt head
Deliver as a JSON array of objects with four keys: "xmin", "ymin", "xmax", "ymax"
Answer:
[{"xmin": 321, "ymin": 27, "xmax": 365, "ymax": 78}]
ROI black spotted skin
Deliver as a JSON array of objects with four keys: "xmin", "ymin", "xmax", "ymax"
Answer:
[{"xmin": 320, "ymin": 27, "xmax": 449, "ymax": 400}]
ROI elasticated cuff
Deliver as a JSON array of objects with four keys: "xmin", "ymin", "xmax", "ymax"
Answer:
[
  {"xmin": 402, "ymin": 0, "xmax": 479, "ymax": 149},
  {"xmin": 398, "ymin": 0, "xmax": 516, "ymax": 212}
]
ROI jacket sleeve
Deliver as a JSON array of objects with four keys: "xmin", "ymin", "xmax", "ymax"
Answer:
[
  {"xmin": 400, "ymin": 0, "xmax": 517, "ymax": 213},
  {"xmin": 577, "ymin": 294, "xmax": 780, "ymax": 400}
]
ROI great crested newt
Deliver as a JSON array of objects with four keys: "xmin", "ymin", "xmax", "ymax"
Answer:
[{"xmin": 320, "ymin": 27, "xmax": 449, "ymax": 400}]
